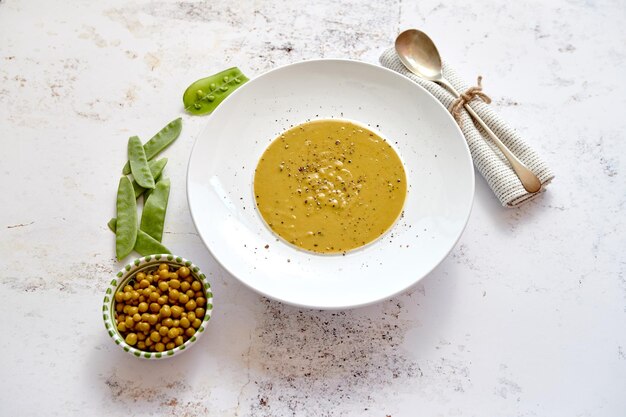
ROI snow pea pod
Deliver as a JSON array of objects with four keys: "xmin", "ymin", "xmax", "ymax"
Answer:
[
  {"xmin": 122, "ymin": 118, "xmax": 182, "ymax": 175},
  {"xmin": 140, "ymin": 178, "xmax": 170, "ymax": 242},
  {"xmin": 128, "ymin": 136, "xmax": 155, "ymax": 189},
  {"xmin": 115, "ymin": 176, "xmax": 137, "ymax": 260},
  {"xmin": 183, "ymin": 67, "xmax": 249, "ymax": 116},
  {"xmin": 108, "ymin": 219, "xmax": 170, "ymax": 255},
  {"xmin": 132, "ymin": 158, "xmax": 168, "ymax": 198}
]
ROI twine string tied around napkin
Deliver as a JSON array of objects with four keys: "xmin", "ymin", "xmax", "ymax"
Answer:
[{"xmin": 449, "ymin": 76, "xmax": 492, "ymax": 123}]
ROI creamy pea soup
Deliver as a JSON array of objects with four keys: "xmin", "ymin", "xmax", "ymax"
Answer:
[{"xmin": 254, "ymin": 119, "xmax": 406, "ymax": 254}]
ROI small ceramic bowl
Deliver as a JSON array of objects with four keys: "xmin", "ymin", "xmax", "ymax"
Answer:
[{"xmin": 102, "ymin": 254, "xmax": 213, "ymax": 359}]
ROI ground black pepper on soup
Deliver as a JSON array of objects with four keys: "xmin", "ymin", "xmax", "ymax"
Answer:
[{"xmin": 254, "ymin": 119, "xmax": 407, "ymax": 253}]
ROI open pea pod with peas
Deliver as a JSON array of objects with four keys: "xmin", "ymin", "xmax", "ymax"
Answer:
[{"xmin": 183, "ymin": 67, "xmax": 249, "ymax": 115}]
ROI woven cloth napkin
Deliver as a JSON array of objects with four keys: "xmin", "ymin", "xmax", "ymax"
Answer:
[{"xmin": 380, "ymin": 48, "xmax": 554, "ymax": 207}]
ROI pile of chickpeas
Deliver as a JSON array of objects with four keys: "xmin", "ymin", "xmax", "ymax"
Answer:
[{"xmin": 114, "ymin": 263, "xmax": 207, "ymax": 352}]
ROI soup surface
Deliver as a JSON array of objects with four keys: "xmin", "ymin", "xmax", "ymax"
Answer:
[{"xmin": 253, "ymin": 119, "xmax": 406, "ymax": 253}]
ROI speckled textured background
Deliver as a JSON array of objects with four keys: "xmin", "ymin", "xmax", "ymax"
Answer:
[{"xmin": 1, "ymin": 0, "xmax": 625, "ymax": 416}]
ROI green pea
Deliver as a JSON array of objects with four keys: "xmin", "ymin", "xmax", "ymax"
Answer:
[
  {"xmin": 182, "ymin": 67, "xmax": 249, "ymax": 116},
  {"xmin": 108, "ymin": 218, "xmax": 170, "ymax": 256},
  {"xmin": 128, "ymin": 136, "xmax": 155, "ymax": 189},
  {"xmin": 140, "ymin": 178, "xmax": 170, "ymax": 242},
  {"xmin": 115, "ymin": 177, "xmax": 138, "ymax": 260},
  {"xmin": 122, "ymin": 118, "xmax": 182, "ymax": 175},
  {"xmin": 132, "ymin": 158, "xmax": 168, "ymax": 198}
]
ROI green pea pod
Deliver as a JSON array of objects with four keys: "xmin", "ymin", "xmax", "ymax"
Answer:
[
  {"xmin": 108, "ymin": 158, "xmax": 168, "ymax": 231},
  {"xmin": 115, "ymin": 177, "xmax": 138, "ymax": 260},
  {"xmin": 132, "ymin": 158, "xmax": 168, "ymax": 198},
  {"xmin": 183, "ymin": 67, "xmax": 249, "ymax": 116},
  {"xmin": 128, "ymin": 136, "xmax": 155, "ymax": 189},
  {"xmin": 108, "ymin": 218, "xmax": 170, "ymax": 255},
  {"xmin": 122, "ymin": 118, "xmax": 182, "ymax": 175},
  {"xmin": 107, "ymin": 217, "xmax": 117, "ymax": 232},
  {"xmin": 140, "ymin": 178, "xmax": 171, "ymax": 242}
]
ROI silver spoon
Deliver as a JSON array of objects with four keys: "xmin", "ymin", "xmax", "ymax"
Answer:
[{"xmin": 395, "ymin": 29, "xmax": 542, "ymax": 193}]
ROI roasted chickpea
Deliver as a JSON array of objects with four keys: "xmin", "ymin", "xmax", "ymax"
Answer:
[
  {"xmin": 125, "ymin": 333, "xmax": 137, "ymax": 346},
  {"xmin": 114, "ymin": 264, "xmax": 208, "ymax": 353},
  {"xmin": 137, "ymin": 322, "xmax": 150, "ymax": 333},
  {"xmin": 171, "ymin": 306, "xmax": 183, "ymax": 318},
  {"xmin": 160, "ymin": 305, "xmax": 171, "ymax": 318}
]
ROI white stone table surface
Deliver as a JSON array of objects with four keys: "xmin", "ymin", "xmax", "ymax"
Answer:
[{"xmin": 1, "ymin": 0, "xmax": 625, "ymax": 416}]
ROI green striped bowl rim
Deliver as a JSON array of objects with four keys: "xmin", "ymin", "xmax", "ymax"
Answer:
[{"xmin": 102, "ymin": 254, "xmax": 213, "ymax": 360}]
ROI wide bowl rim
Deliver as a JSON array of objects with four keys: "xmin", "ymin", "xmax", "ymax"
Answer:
[{"xmin": 186, "ymin": 58, "xmax": 474, "ymax": 309}]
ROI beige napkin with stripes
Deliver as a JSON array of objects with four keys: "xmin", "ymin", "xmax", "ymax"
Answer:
[{"xmin": 380, "ymin": 48, "xmax": 554, "ymax": 207}]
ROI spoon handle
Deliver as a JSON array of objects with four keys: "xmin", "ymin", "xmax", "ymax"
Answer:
[{"xmin": 439, "ymin": 79, "xmax": 542, "ymax": 193}]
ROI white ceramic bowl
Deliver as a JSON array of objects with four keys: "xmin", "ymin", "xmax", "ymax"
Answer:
[
  {"xmin": 102, "ymin": 254, "xmax": 213, "ymax": 359},
  {"xmin": 187, "ymin": 59, "xmax": 474, "ymax": 309}
]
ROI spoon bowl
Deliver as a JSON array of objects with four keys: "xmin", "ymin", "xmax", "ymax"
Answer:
[{"xmin": 395, "ymin": 29, "xmax": 444, "ymax": 82}]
